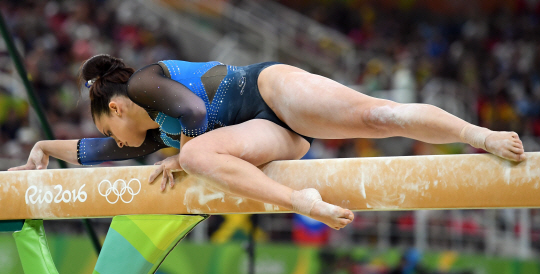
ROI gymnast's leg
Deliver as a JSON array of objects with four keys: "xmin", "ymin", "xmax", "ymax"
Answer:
[
  {"xmin": 258, "ymin": 65, "xmax": 525, "ymax": 162},
  {"xmin": 178, "ymin": 119, "xmax": 354, "ymax": 230}
]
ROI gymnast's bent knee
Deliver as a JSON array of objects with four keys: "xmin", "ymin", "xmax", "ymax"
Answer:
[{"xmin": 178, "ymin": 141, "xmax": 215, "ymax": 174}]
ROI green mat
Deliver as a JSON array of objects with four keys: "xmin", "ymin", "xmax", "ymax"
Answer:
[
  {"xmin": 93, "ymin": 215, "xmax": 208, "ymax": 274},
  {"xmin": 10, "ymin": 215, "xmax": 207, "ymax": 274},
  {"xmin": 13, "ymin": 220, "xmax": 59, "ymax": 274}
]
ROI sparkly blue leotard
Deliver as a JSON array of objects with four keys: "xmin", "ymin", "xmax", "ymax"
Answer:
[{"xmin": 77, "ymin": 61, "xmax": 313, "ymax": 165}]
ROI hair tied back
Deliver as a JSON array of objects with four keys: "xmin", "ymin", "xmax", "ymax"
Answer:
[{"xmin": 85, "ymin": 78, "xmax": 96, "ymax": 88}]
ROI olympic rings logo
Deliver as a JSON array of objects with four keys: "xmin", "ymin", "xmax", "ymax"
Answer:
[{"xmin": 98, "ymin": 179, "xmax": 141, "ymax": 204}]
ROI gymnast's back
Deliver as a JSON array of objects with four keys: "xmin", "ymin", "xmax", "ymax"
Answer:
[{"xmin": 77, "ymin": 60, "xmax": 281, "ymax": 166}]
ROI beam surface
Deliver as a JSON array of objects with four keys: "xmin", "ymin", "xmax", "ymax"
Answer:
[{"xmin": 1, "ymin": 153, "xmax": 539, "ymax": 220}]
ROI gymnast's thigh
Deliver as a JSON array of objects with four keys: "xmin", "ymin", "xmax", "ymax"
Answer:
[
  {"xmin": 181, "ymin": 119, "xmax": 310, "ymax": 167},
  {"xmin": 258, "ymin": 64, "xmax": 400, "ymax": 139}
]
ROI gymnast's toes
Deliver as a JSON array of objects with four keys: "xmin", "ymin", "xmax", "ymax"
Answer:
[
  {"xmin": 498, "ymin": 147, "xmax": 525, "ymax": 162},
  {"xmin": 339, "ymin": 218, "xmax": 352, "ymax": 227},
  {"xmin": 485, "ymin": 132, "xmax": 526, "ymax": 162},
  {"xmin": 310, "ymin": 202, "xmax": 354, "ymax": 230},
  {"xmin": 339, "ymin": 209, "xmax": 354, "ymax": 221}
]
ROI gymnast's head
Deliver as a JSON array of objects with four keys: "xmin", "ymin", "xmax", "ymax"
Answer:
[{"xmin": 79, "ymin": 54, "xmax": 145, "ymax": 148}]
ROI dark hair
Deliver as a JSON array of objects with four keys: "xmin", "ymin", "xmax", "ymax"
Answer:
[{"xmin": 78, "ymin": 54, "xmax": 135, "ymax": 122}]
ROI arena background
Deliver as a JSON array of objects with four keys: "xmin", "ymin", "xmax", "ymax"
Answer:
[{"xmin": 1, "ymin": 0, "xmax": 540, "ymax": 273}]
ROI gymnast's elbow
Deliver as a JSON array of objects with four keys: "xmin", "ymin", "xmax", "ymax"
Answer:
[{"xmin": 181, "ymin": 107, "xmax": 208, "ymax": 128}]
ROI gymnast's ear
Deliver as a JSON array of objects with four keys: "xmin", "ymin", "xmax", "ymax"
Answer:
[{"xmin": 108, "ymin": 101, "xmax": 120, "ymax": 115}]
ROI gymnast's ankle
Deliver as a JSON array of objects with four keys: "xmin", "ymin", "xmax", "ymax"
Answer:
[
  {"xmin": 459, "ymin": 124, "xmax": 494, "ymax": 150},
  {"xmin": 291, "ymin": 188, "xmax": 322, "ymax": 216}
]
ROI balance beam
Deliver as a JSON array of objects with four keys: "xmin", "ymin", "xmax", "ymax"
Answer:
[{"xmin": 1, "ymin": 153, "xmax": 539, "ymax": 220}]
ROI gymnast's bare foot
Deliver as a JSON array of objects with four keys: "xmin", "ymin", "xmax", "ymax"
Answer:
[
  {"xmin": 291, "ymin": 188, "xmax": 354, "ymax": 230},
  {"xmin": 309, "ymin": 201, "xmax": 354, "ymax": 230},
  {"xmin": 485, "ymin": 131, "xmax": 526, "ymax": 162}
]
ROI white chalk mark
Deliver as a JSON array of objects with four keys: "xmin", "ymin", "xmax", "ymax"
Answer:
[
  {"xmin": 233, "ymin": 197, "xmax": 244, "ymax": 206},
  {"xmin": 503, "ymin": 161, "xmax": 511, "ymax": 185},
  {"xmin": 183, "ymin": 185, "xmax": 225, "ymax": 213},
  {"xmin": 360, "ymin": 172, "xmax": 367, "ymax": 199},
  {"xmin": 264, "ymin": 203, "xmax": 275, "ymax": 211}
]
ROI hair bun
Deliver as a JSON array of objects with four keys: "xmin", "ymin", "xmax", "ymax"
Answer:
[
  {"xmin": 80, "ymin": 54, "xmax": 126, "ymax": 82},
  {"xmin": 78, "ymin": 54, "xmax": 134, "ymax": 101}
]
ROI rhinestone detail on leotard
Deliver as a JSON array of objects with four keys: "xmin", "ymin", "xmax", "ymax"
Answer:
[{"xmin": 159, "ymin": 60, "xmax": 235, "ymax": 137}]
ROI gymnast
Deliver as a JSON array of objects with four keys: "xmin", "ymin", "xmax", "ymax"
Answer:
[{"xmin": 9, "ymin": 54, "xmax": 526, "ymax": 230}]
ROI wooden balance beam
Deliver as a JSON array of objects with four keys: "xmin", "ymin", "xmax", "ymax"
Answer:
[{"xmin": 1, "ymin": 152, "xmax": 539, "ymax": 220}]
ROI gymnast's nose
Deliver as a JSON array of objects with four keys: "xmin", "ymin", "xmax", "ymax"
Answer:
[{"xmin": 116, "ymin": 140, "xmax": 124, "ymax": 148}]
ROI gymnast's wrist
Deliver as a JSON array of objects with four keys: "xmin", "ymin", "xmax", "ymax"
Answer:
[
  {"xmin": 34, "ymin": 141, "xmax": 45, "ymax": 153},
  {"xmin": 36, "ymin": 140, "xmax": 50, "ymax": 154}
]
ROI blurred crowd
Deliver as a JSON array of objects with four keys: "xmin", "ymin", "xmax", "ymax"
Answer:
[
  {"xmin": 3, "ymin": 0, "xmax": 540, "ymax": 162},
  {"xmin": 0, "ymin": 0, "xmax": 184, "ymax": 164}
]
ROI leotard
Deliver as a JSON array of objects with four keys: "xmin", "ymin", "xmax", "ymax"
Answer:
[{"xmin": 77, "ymin": 61, "xmax": 313, "ymax": 165}]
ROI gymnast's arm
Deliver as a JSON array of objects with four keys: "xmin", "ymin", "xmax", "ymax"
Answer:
[
  {"xmin": 8, "ymin": 129, "xmax": 167, "ymax": 171},
  {"xmin": 127, "ymin": 64, "xmax": 208, "ymax": 137},
  {"xmin": 7, "ymin": 139, "xmax": 80, "ymax": 171},
  {"xmin": 77, "ymin": 129, "xmax": 167, "ymax": 165}
]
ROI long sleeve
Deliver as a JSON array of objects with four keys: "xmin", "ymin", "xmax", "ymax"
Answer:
[
  {"xmin": 126, "ymin": 64, "xmax": 208, "ymax": 137},
  {"xmin": 77, "ymin": 129, "xmax": 167, "ymax": 165}
]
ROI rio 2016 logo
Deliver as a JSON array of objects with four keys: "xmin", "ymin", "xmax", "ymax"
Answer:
[
  {"xmin": 23, "ymin": 178, "xmax": 141, "ymax": 205},
  {"xmin": 25, "ymin": 185, "xmax": 87, "ymax": 204}
]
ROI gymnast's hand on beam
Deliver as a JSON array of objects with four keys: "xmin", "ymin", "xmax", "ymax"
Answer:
[
  {"xmin": 8, "ymin": 142, "xmax": 49, "ymax": 171},
  {"xmin": 148, "ymin": 154, "xmax": 183, "ymax": 192}
]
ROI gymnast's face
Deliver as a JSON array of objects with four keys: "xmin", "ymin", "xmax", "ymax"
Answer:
[{"xmin": 94, "ymin": 97, "xmax": 147, "ymax": 148}]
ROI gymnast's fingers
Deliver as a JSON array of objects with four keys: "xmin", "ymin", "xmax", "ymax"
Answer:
[
  {"xmin": 168, "ymin": 170, "xmax": 175, "ymax": 188},
  {"xmin": 161, "ymin": 171, "xmax": 167, "ymax": 191},
  {"xmin": 148, "ymin": 165, "xmax": 163, "ymax": 184},
  {"xmin": 154, "ymin": 160, "xmax": 163, "ymax": 165},
  {"xmin": 8, "ymin": 164, "xmax": 31, "ymax": 171}
]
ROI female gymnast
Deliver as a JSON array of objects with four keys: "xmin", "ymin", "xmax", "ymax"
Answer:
[{"xmin": 9, "ymin": 54, "xmax": 526, "ymax": 230}]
